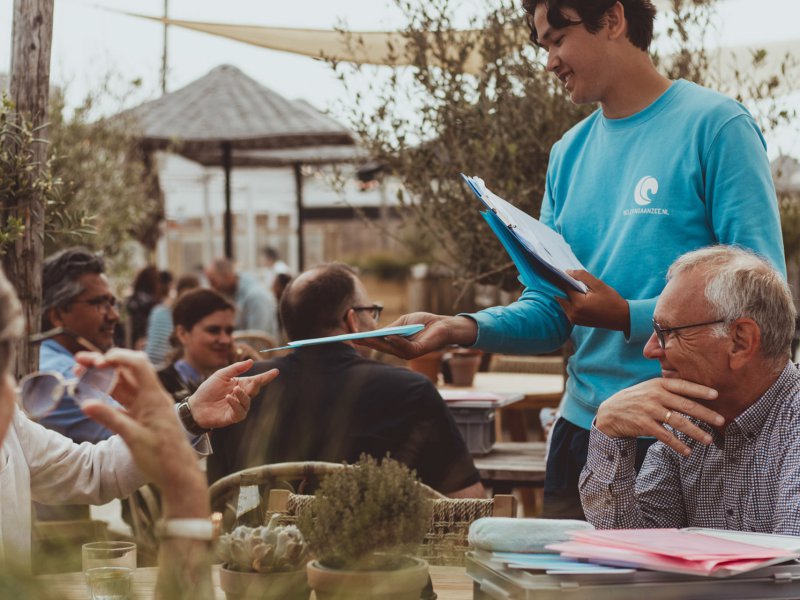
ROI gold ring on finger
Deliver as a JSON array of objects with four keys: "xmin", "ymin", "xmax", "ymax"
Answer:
[{"xmin": 663, "ymin": 409, "xmax": 673, "ymax": 425}]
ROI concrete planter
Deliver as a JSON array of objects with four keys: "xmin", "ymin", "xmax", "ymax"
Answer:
[
  {"xmin": 307, "ymin": 557, "xmax": 429, "ymax": 600},
  {"xmin": 219, "ymin": 566, "xmax": 310, "ymax": 600}
]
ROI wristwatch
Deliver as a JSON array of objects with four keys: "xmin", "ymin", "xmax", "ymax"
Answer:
[
  {"xmin": 177, "ymin": 400, "xmax": 210, "ymax": 436},
  {"xmin": 156, "ymin": 512, "xmax": 223, "ymax": 541}
]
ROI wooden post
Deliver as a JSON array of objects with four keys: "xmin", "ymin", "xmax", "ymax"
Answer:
[
  {"xmin": 5, "ymin": 0, "xmax": 54, "ymax": 377},
  {"xmin": 222, "ymin": 142, "xmax": 233, "ymax": 259},
  {"xmin": 294, "ymin": 163, "xmax": 305, "ymax": 272}
]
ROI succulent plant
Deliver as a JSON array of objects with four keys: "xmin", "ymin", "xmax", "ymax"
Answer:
[{"xmin": 217, "ymin": 514, "xmax": 309, "ymax": 573}]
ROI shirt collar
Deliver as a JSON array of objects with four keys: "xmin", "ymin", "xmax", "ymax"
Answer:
[
  {"xmin": 731, "ymin": 361, "xmax": 798, "ymax": 438},
  {"xmin": 41, "ymin": 338, "xmax": 73, "ymax": 357},
  {"xmin": 174, "ymin": 359, "xmax": 204, "ymax": 386}
]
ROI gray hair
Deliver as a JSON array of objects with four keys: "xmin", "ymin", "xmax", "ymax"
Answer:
[
  {"xmin": 667, "ymin": 245, "xmax": 795, "ymax": 362},
  {"xmin": 41, "ymin": 247, "xmax": 105, "ymax": 328},
  {"xmin": 0, "ymin": 267, "xmax": 24, "ymax": 377}
]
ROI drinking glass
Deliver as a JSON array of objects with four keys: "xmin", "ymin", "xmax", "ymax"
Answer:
[{"xmin": 82, "ymin": 541, "xmax": 136, "ymax": 600}]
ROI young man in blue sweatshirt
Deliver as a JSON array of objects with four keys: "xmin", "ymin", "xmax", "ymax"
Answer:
[{"xmin": 367, "ymin": 0, "xmax": 784, "ymax": 518}]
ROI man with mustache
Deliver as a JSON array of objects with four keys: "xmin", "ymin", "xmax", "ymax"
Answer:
[{"xmin": 581, "ymin": 246, "xmax": 800, "ymax": 533}]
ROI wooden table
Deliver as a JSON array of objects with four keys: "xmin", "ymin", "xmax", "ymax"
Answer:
[
  {"xmin": 442, "ymin": 372, "xmax": 564, "ymax": 441},
  {"xmin": 474, "ymin": 442, "xmax": 547, "ymax": 516},
  {"xmin": 38, "ymin": 564, "xmax": 474, "ymax": 599}
]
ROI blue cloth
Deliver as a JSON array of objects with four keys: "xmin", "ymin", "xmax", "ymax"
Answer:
[
  {"xmin": 234, "ymin": 273, "xmax": 278, "ymax": 336},
  {"xmin": 173, "ymin": 359, "xmax": 204, "ymax": 388},
  {"xmin": 469, "ymin": 80, "xmax": 785, "ymax": 431},
  {"xmin": 38, "ymin": 339, "xmax": 118, "ymax": 443},
  {"xmin": 144, "ymin": 303, "xmax": 174, "ymax": 367}
]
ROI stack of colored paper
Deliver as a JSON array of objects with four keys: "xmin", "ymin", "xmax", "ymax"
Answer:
[{"xmin": 547, "ymin": 529, "xmax": 799, "ymax": 577}]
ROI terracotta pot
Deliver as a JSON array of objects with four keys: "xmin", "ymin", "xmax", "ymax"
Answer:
[
  {"xmin": 447, "ymin": 350, "xmax": 483, "ymax": 387},
  {"xmin": 219, "ymin": 566, "xmax": 310, "ymax": 600},
  {"xmin": 407, "ymin": 351, "xmax": 444, "ymax": 384},
  {"xmin": 307, "ymin": 557, "xmax": 429, "ymax": 600}
]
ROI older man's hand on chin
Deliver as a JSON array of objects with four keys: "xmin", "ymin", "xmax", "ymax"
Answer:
[{"xmin": 595, "ymin": 378, "xmax": 725, "ymax": 457}]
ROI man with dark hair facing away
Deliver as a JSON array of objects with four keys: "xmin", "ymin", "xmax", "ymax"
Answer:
[
  {"xmin": 208, "ymin": 263, "xmax": 485, "ymax": 498},
  {"xmin": 367, "ymin": 0, "xmax": 785, "ymax": 518}
]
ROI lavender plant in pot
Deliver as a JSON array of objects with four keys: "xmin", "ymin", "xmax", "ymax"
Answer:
[
  {"xmin": 301, "ymin": 455, "xmax": 434, "ymax": 600},
  {"xmin": 216, "ymin": 515, "xmax": 310, "ymax": 600}
]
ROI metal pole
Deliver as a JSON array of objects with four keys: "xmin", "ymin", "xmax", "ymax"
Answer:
[
  {"xmin": 294, "ymin": 163, "xmax": 305, "ymax": 272},
  {"xmin": 223, "ymin": 142, "xmax": 233, "ymax": 259},
  {"xmin": 161, "ymin": 0, "xmax": 169, "ymax": 94}
]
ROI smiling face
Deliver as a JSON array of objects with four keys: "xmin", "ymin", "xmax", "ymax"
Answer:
[
  {"xmin": 533, "ymin": 4, "xmax": 614, "ymax": 106},
  {"xmin": 643, "ymin": 269, "xmax": 731, "ymax": 390},
  {"xmin": 176, "ymin": 308, "xmax": 235, "ymax": 376},
  {"xmin": 50, "ymin": 273, "xmax": 119, "ymax": 352}
]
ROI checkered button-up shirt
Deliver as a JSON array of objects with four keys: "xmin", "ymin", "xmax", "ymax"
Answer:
[{"xmin": 579, "ymin": 362, "xmax": 800, "ymax": 533}]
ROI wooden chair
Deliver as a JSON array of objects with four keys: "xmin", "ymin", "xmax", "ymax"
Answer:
[
  {"xmin": 209, "ymin": 462, "xmax": 375, "ymax": 531},
  {"xmin": 488, "ymin": 353, "xmax": 565, "ymax": 376},
  {"xmin": 266, "ymin": 489, "xmax": 516, "ymax": 566},
  {"xmin": 126, "ymin": 484, "xmax": 161, "ymax": 554}
]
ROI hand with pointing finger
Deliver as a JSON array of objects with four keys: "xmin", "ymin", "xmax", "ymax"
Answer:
[{"xmin": 596, "ymin": 378, "xmax": 724, "ymax": 456}]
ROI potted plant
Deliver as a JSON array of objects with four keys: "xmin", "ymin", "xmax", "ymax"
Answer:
[
  {"xmin": 407, "ymin": 350, "xmax": 444, "ymax": 384},
  {"xmin": 216, "ymin": 515, "xmax": 310, "ymax": 600},
  {"xmin": 445, "ymin": 348, "xmax": 483, "ymax": 387},
  {"xmin": 301, "ymin": 455, "xmax": 434, "ymax": 600}
]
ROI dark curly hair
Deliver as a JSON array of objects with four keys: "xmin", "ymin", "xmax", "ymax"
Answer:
[{"xmin": 522, "ymin": 0, "xmax": 656, "ymax": 52}]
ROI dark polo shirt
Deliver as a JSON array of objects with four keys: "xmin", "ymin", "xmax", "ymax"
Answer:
[{"xmin": 208, "ymin": 343, "xmax": 480, "ymax": 494}]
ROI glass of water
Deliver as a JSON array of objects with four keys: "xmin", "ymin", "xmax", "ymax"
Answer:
[{"xmin": 82, "ymin": 541, "xmax": 136, "ymax": 600}]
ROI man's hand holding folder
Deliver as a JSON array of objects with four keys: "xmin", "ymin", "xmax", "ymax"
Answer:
[{"xmin": 356, "ymin": 312, "xmax": 479, "ymax": 360}]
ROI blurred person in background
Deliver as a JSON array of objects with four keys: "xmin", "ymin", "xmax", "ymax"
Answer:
[
  {"xmin": 38, "ymin": 247, "xmax": 276, "ymax": 444},
  {"xmin": 146, "ymin": 274, "xmax": 201, "ymax": 368},
  {"xmin": 271, "ymin": 272, "xmax": 293, "ymax": 342},
  {"xmin": 257, "ymin": 246, "xmax": 290, "ymax": 291},
  {"xmin": 205, "ymin": 258, "xmax": 278, "ymax": 337},
  {"xmin": 158, "ymin": 289, "xmax": 243, "ymax": 404},
  {"xmin": 124, "ymin": 265, "xmax": 161, "ymax": 350}
]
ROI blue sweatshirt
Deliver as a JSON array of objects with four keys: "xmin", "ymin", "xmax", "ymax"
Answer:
[{"xmin": 469, "ymin": 80, "xmax": 785, "ymax": 430}]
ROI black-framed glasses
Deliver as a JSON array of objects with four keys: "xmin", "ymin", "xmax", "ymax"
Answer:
[
  {"xmin": 345, "ymin": 303, "xmax": 384, "ymax": 322},
  {"xmin": 71, "ymin": 294, "xmax": 118, "ymax": 315},
  {"xmin": 652, "ymin": 318, "xmax": 726, "ymax": 350}
]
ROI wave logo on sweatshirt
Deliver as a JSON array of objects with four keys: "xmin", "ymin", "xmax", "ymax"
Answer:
[
  {"xmin": 624, "ymin": 176, "xmax": 668, "ymax": 216},
  {"xmin": 634, "ymin": 176, "xmax": 659, "ymax": 206}
]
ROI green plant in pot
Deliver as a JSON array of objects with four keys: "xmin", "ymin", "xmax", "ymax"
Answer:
[
  {"xmin": 216, "ymin": 514, "xmax": 310, "ymax": 600},
  {"xmin": 301, "ymin": 455, "xmax": 434, "ymax": 600}
]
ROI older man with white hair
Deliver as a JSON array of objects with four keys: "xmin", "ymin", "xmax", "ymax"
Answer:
[{"xmin": 580, "ymin": 245, "xmax": 800, "ymax": 533}]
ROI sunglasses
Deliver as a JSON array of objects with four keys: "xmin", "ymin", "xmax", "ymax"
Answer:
[
  {"xmin": 20, "ymin": 327, "xmax": 116, "ymax": 419},
  {"xmin": 18, "ymin": 367, "xmax": 117, "ymax": 419}
]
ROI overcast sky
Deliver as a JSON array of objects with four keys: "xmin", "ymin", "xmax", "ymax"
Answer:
[{"xmin": 2, "ymin": 0, "xmax": 799, "ymax": 156}]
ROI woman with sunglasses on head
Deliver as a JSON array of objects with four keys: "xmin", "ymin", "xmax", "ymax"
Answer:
[{"xmin": 158, "ymin": 289, "xmax": 241, "ymax": 404}]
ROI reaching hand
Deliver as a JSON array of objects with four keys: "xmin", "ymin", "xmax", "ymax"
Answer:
[
  {"xmin": 76, "ymin": 350, "xmax": 207, "ymax": 509},
  {"xmin": 595, "ymin": 378, "xmax": 724, "ymax": 456},
  {"xmin": 355, "ymin": 313, "xmax": 478, "ymax": 360},
  {"xmin": 188, "ymin": 360, "xmax": 279, "ymax": 429},
  {"xmin": 556, "ymin": 270, "xmax": 630, "ymax": 334}
]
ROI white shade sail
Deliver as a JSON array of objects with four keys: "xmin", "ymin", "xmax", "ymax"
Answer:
[{"xmin": 118, "ymin": 11, "xmax": 799, "ymax": 92}]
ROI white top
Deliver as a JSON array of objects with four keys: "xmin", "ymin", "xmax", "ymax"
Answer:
[{"xmin": 0, "ymin": 407, "xmax": 143, "ymax": 571}]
